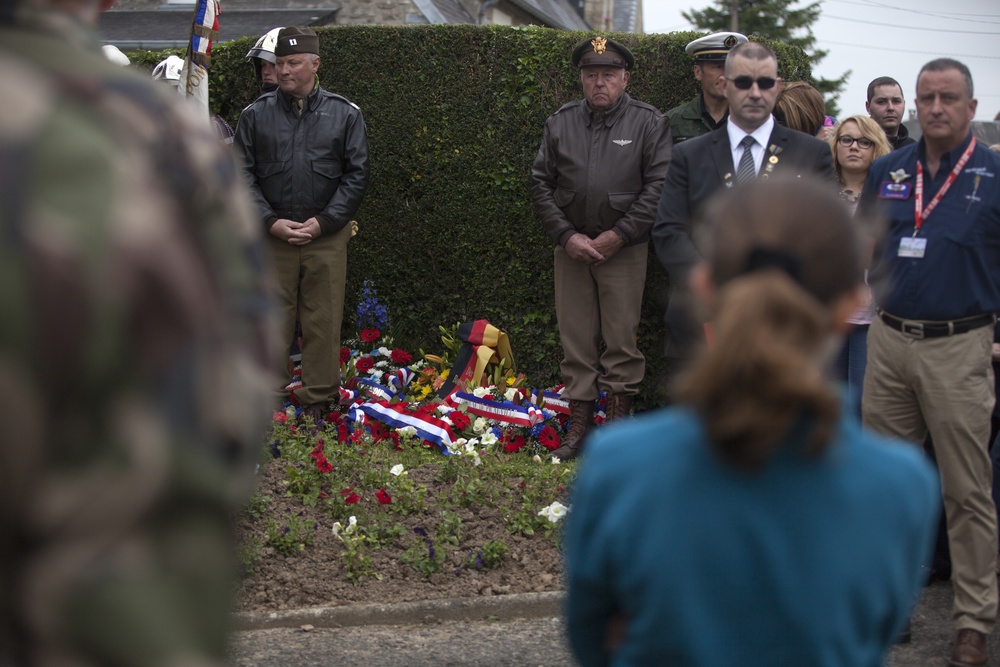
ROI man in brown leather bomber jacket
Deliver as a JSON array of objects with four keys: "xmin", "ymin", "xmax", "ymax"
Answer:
[{"xmin": 531, "ymin": 36, "xmax": 672, "ymax": 460}]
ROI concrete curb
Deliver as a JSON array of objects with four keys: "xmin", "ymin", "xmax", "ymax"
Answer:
[{"xmin": 233, "ymin": 591, "xmax": 565, "ymax": 630}]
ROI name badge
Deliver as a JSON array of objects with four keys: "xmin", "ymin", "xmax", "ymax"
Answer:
[
  {"xmin": 879, "ymin": 181, "xmax": 912, "ymax": 200},
  {"xmin": 898, "ymin": 237, "xmax": 927, "ymax": 258}
]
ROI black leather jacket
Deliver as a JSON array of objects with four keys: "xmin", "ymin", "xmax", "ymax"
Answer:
[{"xmin": 234, "ymin": 82, "xmax": 369, "ymax": 236}]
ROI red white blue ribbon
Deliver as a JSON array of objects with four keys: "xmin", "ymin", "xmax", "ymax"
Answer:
[
  {"xmin": 451, "ymin": 392, "xmax": 547, "ymax": 428},
  {"xmin": 359, "ymin": 400, "xmax": 455, "ymax": 453}
]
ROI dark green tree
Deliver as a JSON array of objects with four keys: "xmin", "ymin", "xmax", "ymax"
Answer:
[{"xmin": 683, "ymin": 0, "xmax": 849, "ymax": 116}]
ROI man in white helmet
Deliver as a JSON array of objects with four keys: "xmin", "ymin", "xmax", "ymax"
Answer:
[
  {"xmin": 153, "ymin": 54, "xmax": 235, "ymax": 144},
  {"xmin": 245, "ymin": 27, "xmax": 281, "ymax": 93}
]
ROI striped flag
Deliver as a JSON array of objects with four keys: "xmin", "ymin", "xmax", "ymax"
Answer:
[{"xmin": 178, "ymin": 0, "xmax": 220, "ymax": 122}]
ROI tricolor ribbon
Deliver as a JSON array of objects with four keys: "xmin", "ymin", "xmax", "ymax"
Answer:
[
  {"xmin": 451, "ymin": 392, "xmax": 547, "ymax": 428},
  {"xmin": 358, "ymin": 400, "xmax": 455, "ymax": 453},
  {"xmin": 357, "ymin": 378, "xmax": 396, "ymax": 402}
]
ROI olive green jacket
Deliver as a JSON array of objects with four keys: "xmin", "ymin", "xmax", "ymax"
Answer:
[{"xmin": 666, "ymin": 93, "xmax": 726, "ymax": 145}]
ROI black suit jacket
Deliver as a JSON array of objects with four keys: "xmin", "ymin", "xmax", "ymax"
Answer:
[{"xmin": 652, "ymin": 121, "xmax": 837, "ymax": 359}]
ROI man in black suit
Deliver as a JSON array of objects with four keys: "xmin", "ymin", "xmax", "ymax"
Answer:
[{"xmin": 653, "ymin": 41, "xmax": 836, "ymax": 372}]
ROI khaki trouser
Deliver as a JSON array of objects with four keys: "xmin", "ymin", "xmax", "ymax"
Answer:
[
  {"xmin": 863, "ymin": 316, "xmax": 997, "ymax": 634},
  {"xmin": 554, "ymin": 241, "xmax": 647, "ymax": 401},
  {"xmin": 268, "ymin": 223, "xmax": 351, "ymax": 405}
]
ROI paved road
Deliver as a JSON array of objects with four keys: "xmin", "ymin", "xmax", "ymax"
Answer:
[{"xmin": 230, "ymin": 581, "xmax": 1000, "ymax": 666}]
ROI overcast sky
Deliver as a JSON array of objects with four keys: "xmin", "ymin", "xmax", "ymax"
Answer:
[{"xmin": 643, "ymin": 0, "xmax": 1000, "ymax": 122}]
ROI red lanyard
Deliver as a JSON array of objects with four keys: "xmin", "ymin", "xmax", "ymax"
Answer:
[{"xmin": 914, "ymin": 137, "xmax": 977, "ymax": 234}]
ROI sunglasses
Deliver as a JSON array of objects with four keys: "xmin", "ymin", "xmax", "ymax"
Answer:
[
  {"xmin": 838, "ymin": 135, "xmax": 874, "ymax": 149},
  {"xmin": 727, "ymin": 76, "xmax": 779, "ymax": 90}
]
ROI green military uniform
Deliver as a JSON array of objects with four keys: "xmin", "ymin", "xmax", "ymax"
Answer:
[
  {"xmin": 0, "ymin": 5, "xmax": 277, "ymax": 666},
  {"xmin": 666, "ymin": 92, "xmax": 727, "ymax": 144}
]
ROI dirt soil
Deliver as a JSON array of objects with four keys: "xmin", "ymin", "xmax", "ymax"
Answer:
[{"xmin": 233, "ymin": 457, "xmax": 566, "ymax": 613}]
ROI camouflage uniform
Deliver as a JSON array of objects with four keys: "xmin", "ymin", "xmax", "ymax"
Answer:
[
  {"xmin": 0, "ymin": 5, "xmax": 277, "ymax": 666},
  {"xmin": 666, "ymin": 93, "xmax": 726, "ymax": 144}
]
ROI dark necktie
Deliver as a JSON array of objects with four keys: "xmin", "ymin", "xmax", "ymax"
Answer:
[{"xmin": 736, "ymin": 135, "xmax": 757, "ymax": 184}]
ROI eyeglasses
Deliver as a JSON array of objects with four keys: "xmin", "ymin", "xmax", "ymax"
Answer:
[
  {"xmin": 837, "ymin": 135, "xmax": 874, "ymax": 149},
  {"xmin": 727, "ymin": 76, "xmax": 779, "ymax": 90}
]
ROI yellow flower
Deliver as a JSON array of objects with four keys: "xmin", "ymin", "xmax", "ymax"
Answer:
[{"xmin": 506, "ymin": 376, "xmax": 515, "ymax": 386}]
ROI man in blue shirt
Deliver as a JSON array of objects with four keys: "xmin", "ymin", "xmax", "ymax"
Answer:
[{"xmin": 859, "ymin": 58, "xmax": 1000, "ymax": 667}]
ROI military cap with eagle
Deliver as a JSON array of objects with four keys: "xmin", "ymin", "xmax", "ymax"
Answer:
[
  {"xmin": 572, "ymin": 36, "xmax": 635, "ymax": 71},
  {"xmin": 685, "ymin": 31, "xmax": 749, "ymax": 62}
]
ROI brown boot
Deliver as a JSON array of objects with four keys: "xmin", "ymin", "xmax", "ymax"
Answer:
[
  {"xmin": 605, "ymin": 394, "xmax": 634, "ymax": 421},
  {"xmin": 551, "ymin": 399, "xmax": 594, "ymax": 461},
  {"xmin": 949, "ymin": 628, "xmax": 987, "ymax": 666}
]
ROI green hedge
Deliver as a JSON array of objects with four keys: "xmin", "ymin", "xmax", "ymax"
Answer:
[{"xmin": 134, "ymin": 25, "xmax": 812, "ymax": 408}]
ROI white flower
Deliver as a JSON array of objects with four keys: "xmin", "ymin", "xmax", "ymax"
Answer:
[
  {"xmin": 480, "ymin": 431, "xmax": 498, "ymax": 446},
  {"xmin": 463, "ymin": 439, "xmax": 479, "ymax": 453},
  {"xmin": 473, "ymin": 386, "xmax": 490, "ymax": 398},
  {"xmin": 440, "ymin": 415, "xmax": 453, "ymax": 426},
  {"xmin": 390, "ymin": 464, "xmax": 406, "ymax": 476},
  {"xmin": 532, "ymin": 455, "xmax": 542, "ymax": 463},
  {"xmin": 551, "ymin": 456, "xmax": 561, "ymax": 465},
  {"xmin": 333, "ymin": 516, "xmax": 358, "ymax": 540},
  {"xmin": 375, "ymin": 360, "xmax": 388, "ymax": 368},
  {"xmin": 378, "ymin": 346, "xmax": 391, "ymax": 356},
  {"xmin": 371, "ymin": 369, "xmax": 384, "ymax": 380},
  {"xmin": 538, "ymin": 502, "xmax": 569, "ymax": 524},
  {"xmin": 285, "ymin": 405, "xmax": 297, "ymax": 419},
  {"xmin": 470, "ymin": 452, "xmax": 482, "ymax": 466},
  {"xmin": 504, "ymin": 387, "xmax": 519, "ymax": 402},
  {"xmin": 473, "ymin": 417, "xmax": 487, "ymax": 433},
  {"xmin": 397, "ymin": 426, "xmax": 417, "ymax": 437}
]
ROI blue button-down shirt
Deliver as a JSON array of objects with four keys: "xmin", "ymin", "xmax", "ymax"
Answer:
[{"xmin": 860, "ymin": 133, "xmax": 1000, "ymax": 321}]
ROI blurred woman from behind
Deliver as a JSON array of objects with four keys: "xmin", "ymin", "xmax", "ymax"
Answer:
[
  {"xmin": 828, "ymin": 115, "xmax": 891, "ymax": 416},
  {"xmin": 563, "ymin": 176, "xmax": 938, "ymax": 667}
]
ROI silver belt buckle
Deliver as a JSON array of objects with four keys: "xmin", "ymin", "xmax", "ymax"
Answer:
[{"xmin": 901, "ymin": 320, "xmax": 925, "ymax": 339}]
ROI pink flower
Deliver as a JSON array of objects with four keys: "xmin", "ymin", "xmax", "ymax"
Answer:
[{"xmin": 273, "ymin": 410, "xmax": 288, "ymax": 424}]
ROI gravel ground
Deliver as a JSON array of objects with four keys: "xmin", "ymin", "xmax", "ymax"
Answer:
[{"xmin": 229, "ymin": 581, "xmax": 1000, "ymax": 666}]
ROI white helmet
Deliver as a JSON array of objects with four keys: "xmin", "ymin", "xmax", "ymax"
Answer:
[
  {"xmin": 152, "ymin": 55, "xmax": 185, "ymax": 84},
  {"xmin": 245, "ymin": 27, "xmax": 283, "ymax": 64},
  {"xmin": 102, "ymin": 44, "xmax": 130, "ymax": 66}
]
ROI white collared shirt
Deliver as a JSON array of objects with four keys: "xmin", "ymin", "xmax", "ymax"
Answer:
[{"xmin": 727, "ymin": 115, "xmax": 775, "ymax": 177}]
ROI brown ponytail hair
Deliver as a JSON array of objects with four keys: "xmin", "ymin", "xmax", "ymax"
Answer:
[{"xmin": 675, "ymin": 176, "xmax": 863, "ymax": 469}]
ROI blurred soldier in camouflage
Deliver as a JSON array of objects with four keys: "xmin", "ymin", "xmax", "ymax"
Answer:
[{"xmin": 0, "ymin": 0, "xmax": 278, "ymax": 664}]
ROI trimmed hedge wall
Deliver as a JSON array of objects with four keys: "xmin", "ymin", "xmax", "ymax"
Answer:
[{"xmin": 137, "ymin": 26, "xmax": 813, "ymax": 408}]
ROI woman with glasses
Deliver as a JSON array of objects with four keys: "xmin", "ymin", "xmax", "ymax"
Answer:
[
  {"xmin": 564, "ymin": 177, "xmax": 937, "ymax": 667},
  {"xmin": 828, "ymin": 116, "xmax": 891, "ymax": 417}
]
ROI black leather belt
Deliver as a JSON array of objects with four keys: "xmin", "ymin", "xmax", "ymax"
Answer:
[{"xmin": 877, "ymin": 310, "xmax": 996, "ymax": 339}]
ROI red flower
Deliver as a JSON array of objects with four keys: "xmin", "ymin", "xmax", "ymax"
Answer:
[
  {"xmin": 449, "ymin": 411, "xmax": 471, "ymax": 432},
  {"xmin": 389, "ymin": 431, "xmax": 401, "ymax": 450},
  {"xmin": 390, "ymin": 348, "xmax": 412, "ymax": 365},
  {"xmin": 340, "ymin": 347, "xmax": 351, "ymax": 364},
  {"xmin": 272, "ymin": 410, "xmax": 288, "ymax": 424},
  {"xmin": 309, "ymin": 443, "xmax": 324, "ymax": 461},
  {"xmin": 360, "ymin": 328, "xmax": 381, "ymax": 343},
  {"xmin": 344, "ymin": 492, "xmax": 361, "ymax": 505},
  {"xmin": 355, "ymin": 357, "xmax": 375, "ymax": 373},
  {"xmin": 315, "ymin": 456, "xmax": 333, "ymax": 474},
  {"xmin": 369, "ymin": 420, "xmax": 390, "ymax": 442},
  {"xmin": 538, "ymin": 425, "xmax": 560, "ymax": 451},
  {"xmin": 376, "ymin": 488, "xmax": 392, "ymax": 505},
  {"xmin": 337, "ymin": 424, "xmax": 350, "ymax": 443},
  {"xmin": 501, "ymin": 433, "xmax": 526, "ymax": 454},
  {"xmin": 339, "ymin": 487, "xmax": 354, "ymax": 496}
]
